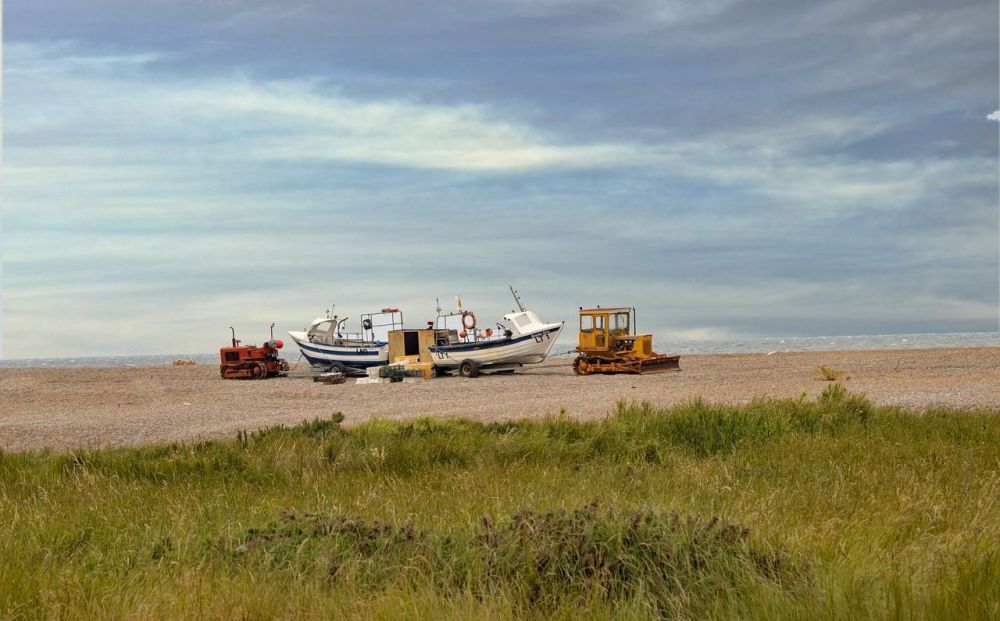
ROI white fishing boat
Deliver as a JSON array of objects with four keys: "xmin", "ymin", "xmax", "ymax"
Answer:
[
  {"xmin": 287, "ymin": 307, "xmax": 403, "ymax": 374},
  {"xmin": 428, "ymin": 287, "xmax": 564, "ymax": 377}
]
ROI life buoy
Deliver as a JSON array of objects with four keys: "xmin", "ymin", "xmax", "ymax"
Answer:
[
  {"xmin": 362, "ymin": 318, "xmax": 373, "ymax": 330},
  {"xmin": 461, "ymin": 311, "xmax": 477, "ymax": 330}
]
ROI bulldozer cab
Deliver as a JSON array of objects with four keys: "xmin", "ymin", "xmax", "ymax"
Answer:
[{"xmin": 578, "ymin": 307, "xmax": 632, "ymax": 353}]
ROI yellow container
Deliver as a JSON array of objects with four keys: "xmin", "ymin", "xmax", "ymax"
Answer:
[{"xmin": 403, "ymin": 362, "xmax": 434, "ymax": 380}]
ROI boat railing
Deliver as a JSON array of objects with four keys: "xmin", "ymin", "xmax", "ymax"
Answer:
[
  {"xmin": 360, "ymin": 310, "xmax": 404, "ymax": 342},
  {"xmin": 434, "ymin": 312, "xmax": 511, "ymax": 344}
]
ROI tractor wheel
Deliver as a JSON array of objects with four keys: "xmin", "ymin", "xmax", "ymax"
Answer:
[
  {"xmin": 459, "ymin": 359, "xmax": 480, "ymax": 378},
  {"xmin": 250, "ymin": 363, "xmax": 263, "ymax": 379},
  {"xmin": 573, "ymin": 357, "xmax": 592, "ymax": 375}
]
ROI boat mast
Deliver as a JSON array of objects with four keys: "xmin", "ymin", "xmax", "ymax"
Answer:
[{"xmin": 509, "ymin": 284, "xmax": 526, "ymax": 312}]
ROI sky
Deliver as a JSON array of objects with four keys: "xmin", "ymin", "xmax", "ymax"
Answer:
[{"xmin": 1, "ymin": 0, "xmax": 998, "ymax": 359}]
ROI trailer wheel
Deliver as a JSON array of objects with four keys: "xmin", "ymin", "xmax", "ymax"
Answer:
[
  {"xmin": 459, "ymin": 359, "xmax": 480, "ymax": 378},
  {"xmin": 329, "ymin": 361, "xmax": 348, "ymax": 376}
]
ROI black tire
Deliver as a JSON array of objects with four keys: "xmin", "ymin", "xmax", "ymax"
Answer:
[
  {"xmin": 459, "ymin": 359, "xmax": 480, "ymax": 378},
  {"xmin": 329, "ymin": 361, "xmax": 348, "ymax": 375}
]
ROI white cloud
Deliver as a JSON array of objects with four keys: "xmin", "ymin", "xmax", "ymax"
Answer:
[
  {"xmin": 7, "ymin": 41, "xmax": 993, "ymax": 212},
  {"xmin": 6, "ymin": 42, "xmax": 635, "ymax": 174},
  {"xmin": 201, "ymin": 81, "xmax": 635, "ymax": 171},
  {"xmin": 3, "ymin": 42, "xmax": 997, "ymax": 357},
  {"xmin": 988, "ymin": 110, "xmax": 1000, "ymax": 122}
]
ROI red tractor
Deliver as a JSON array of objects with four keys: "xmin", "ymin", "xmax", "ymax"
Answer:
[{"xmin": 219, "ymin": 324, "xmax": 290, "ymax": 379}]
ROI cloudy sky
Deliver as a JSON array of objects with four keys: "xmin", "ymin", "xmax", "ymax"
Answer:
[{"xmin": 2, "ymin": 0, "xmax": 998, "ymax": 359}]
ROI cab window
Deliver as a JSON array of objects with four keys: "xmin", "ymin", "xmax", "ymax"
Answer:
[{"xmin": 612, "ymin": 313, "xmax": 629, "ymax": 334}]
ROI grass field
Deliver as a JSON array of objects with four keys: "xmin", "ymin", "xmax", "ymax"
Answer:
[{"xmin": 2, "ymin": 384, "xmax": 998, "ymax": 619}]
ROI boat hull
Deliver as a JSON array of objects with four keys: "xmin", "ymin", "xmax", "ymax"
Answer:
[
  {"xmin": 429, "ymin": 324, "xmax": 563, "ymax": 368},
  {"xmin": 287, "ymin": 331, "xmax": 388, "ymax": 369}
]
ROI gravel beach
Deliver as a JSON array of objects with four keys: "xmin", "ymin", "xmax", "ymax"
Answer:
[{"xmin": 1, "ymin": 347, "xmax": 998, "ymax": 452}]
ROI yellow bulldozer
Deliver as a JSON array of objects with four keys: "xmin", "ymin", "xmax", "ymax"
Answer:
[{"xmin": 573, "ymin": 306, "xmax": 680, "ymax": 375}]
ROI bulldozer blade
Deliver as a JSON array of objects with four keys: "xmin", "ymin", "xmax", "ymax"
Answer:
[
  {"xmin": 636, "ymin": 355, "xmax": 681, "ymax": 374},
  {"xmin": 574, "ymin": 354, "xmax": 680, "ymax": 375}
]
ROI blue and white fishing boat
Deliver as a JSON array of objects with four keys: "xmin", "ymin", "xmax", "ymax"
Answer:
[
  {"xmin": 428, "ymin": 287, "xmax": 564, "ymax": 377},
  {"xmin": 287, "ymin": 308, "xmax": 403, "ymax": 374}
]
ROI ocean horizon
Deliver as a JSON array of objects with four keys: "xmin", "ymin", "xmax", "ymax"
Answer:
[{"xmin": 2, "ymin": 331, "xmax": 998, "ymax": 368}]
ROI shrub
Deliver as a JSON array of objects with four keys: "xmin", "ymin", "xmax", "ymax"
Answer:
[
  {"xmin": 229, "ymin": 503, "xmax": 804, "ymax": 615},
  {"xmin": 815, "ymin": 365, "xmax": 847, "ymax": 381}
]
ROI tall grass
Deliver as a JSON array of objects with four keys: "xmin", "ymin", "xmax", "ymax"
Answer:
[{"xmin": 1, "ymin": 385, "xmax": 998, "ymax": 619}]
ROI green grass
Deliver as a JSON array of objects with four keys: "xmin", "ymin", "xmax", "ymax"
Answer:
[{"xmin": 1, "ymin": 384, "xmax": 998, "ymax": 619}]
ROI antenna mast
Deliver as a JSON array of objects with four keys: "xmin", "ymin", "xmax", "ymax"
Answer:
[{"xmin": 509, "ymin": 284, "xmax": 526, "ymax": 312}]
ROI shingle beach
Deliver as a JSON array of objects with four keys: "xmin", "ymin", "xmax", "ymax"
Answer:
[{"xmin": 2, "ymin": 347, "xmax": 998, "ymax": 452}]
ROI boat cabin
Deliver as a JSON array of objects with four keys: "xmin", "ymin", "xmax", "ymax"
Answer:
[
  {"xmin": 305, "ymin": 317, "xmax": 351, "ymax": 344},
  {"xmin": 503, "ymin": 310, "xmax": 548, "ymax": 337}
]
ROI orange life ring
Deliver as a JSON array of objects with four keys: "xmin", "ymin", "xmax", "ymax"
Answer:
[{"xmin": 462, "ymin": 311, "xmax": 477, "ymax": 330}]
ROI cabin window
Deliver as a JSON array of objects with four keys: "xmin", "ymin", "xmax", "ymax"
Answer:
[
  {"xmin": 582, "ymin": 315, "xmax": 606, "ymax": 333},
  {"xmin": 612, "ymin": 312, "xmax": 629, "ymax": 334}
]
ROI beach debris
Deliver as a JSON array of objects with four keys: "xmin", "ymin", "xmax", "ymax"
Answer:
[
  {"xmin": 314, "ymin": 371, "xmax": 347, "ymax": 385},
  {"xmin": 172, "ymin": 359, "xmax": 196, "ymax": 366}
]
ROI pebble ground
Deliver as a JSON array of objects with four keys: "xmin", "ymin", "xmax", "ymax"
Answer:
[{"xmin": 1, "ymin": 347, "xmax": 998, "ymax": 452}]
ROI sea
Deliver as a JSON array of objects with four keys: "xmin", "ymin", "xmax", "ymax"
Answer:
[{"xmin": 1, "ymin": 332, "xmax": 999, "ymax": 368}]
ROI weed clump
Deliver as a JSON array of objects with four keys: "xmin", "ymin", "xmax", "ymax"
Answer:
[
  {"xmin": 241, "ymin": 412, "xmax": 346, "ymax": 445},
  {"xmin": 233, "ymin": 511, "xmax": 434, "ymax": 587},
  {"xmin": 815, "ymin": 365, "xmax": 848, "ymax": 381},
  {"xmin": 477, "ymin": 503, "xmax": 802, "ymax": 614},
  {"xmin": 229, "ymin": 503, "xmax": 804, "ymax": 614}
]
